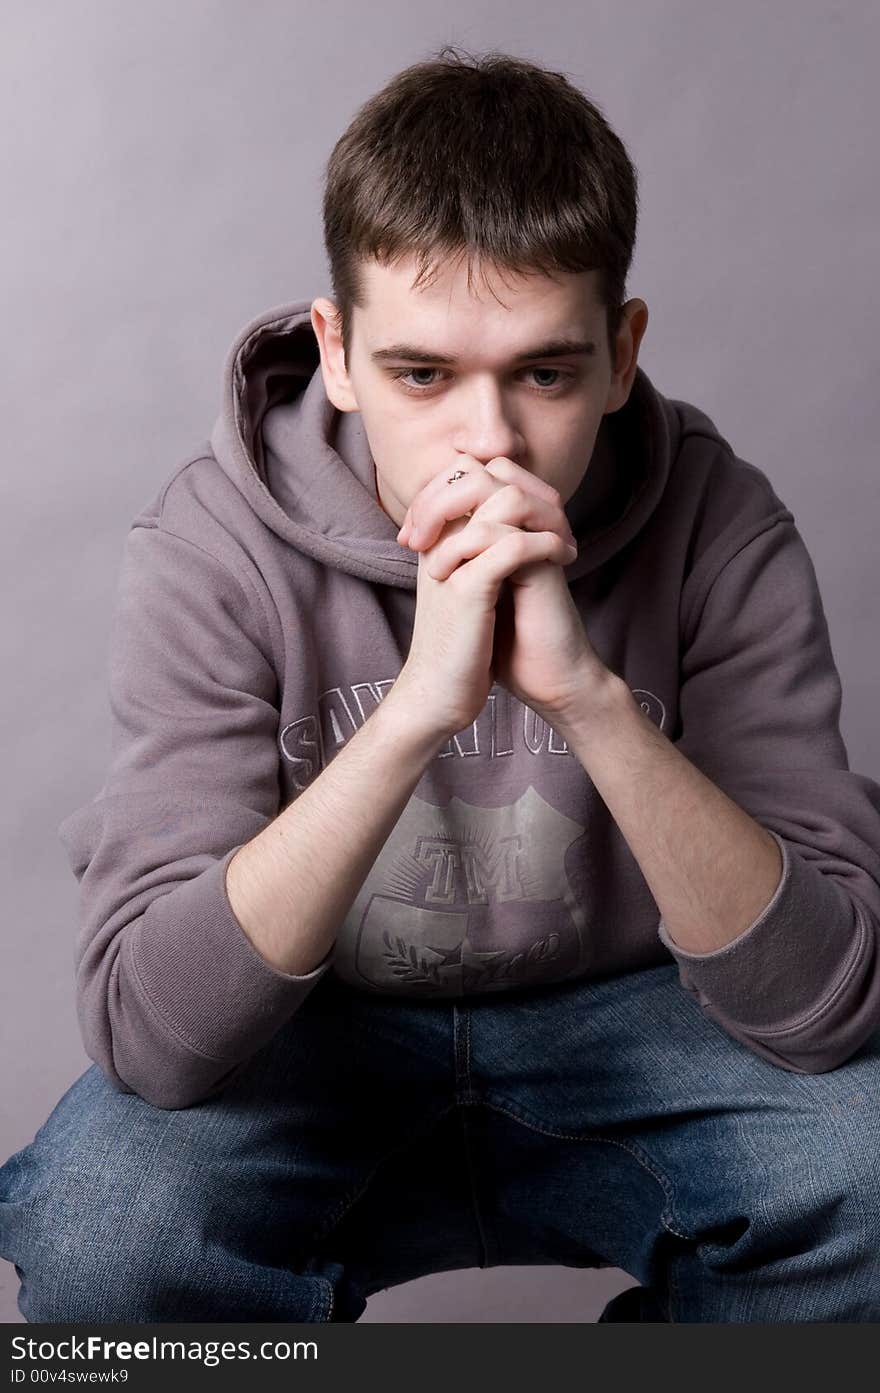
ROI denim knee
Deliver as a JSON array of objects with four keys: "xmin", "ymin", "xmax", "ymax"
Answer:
[{"xmin": 0, "ymin": 1136, "xmax": 342, "ymax": 1324}]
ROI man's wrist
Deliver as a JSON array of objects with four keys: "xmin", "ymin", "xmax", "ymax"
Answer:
[
  {"xmin": 542, "ymin": 666, "xmax": 633, "ymax": 748},
  {"xmin": 378, "ymin": 674, "xmax": 451, "ymax": 758}
]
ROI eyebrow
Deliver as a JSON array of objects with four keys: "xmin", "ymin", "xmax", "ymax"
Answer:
[{"xmin": 370, "ymin": 337, "xmax": 598, "ymax": 366}]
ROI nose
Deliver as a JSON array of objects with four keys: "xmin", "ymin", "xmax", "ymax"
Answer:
[{"xmin": 452, "ymin": 379, "xmax": 525, "ymax": 465}]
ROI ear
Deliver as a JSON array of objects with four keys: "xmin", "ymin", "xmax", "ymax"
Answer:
[
  {"xmin": 310, "ymin": 297, "xmax": 360, "ymax": 412},
  {"xmin": 605, "ymin": 298, "xmax": 649, "ymax": 414}
]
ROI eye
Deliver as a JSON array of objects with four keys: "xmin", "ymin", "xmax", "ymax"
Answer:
[
  {"xmin": 388, "ymin": 366, "xmax": 577, "ymax": 396},
  {"xmin": 392, "ymin": 367, "xmax": 443, "ymax": 392}
]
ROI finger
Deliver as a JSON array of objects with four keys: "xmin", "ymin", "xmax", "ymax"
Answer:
[
  {"xmin": 405, "ymin": 458, "xmax": 497, "ymax": 548},
  {"xmin": 427, "ymin": 523, "xmax": 577, "ymax": 581},
  {"xmin": 467, "ymin": 483, "xmax": 577, "ymax": 549},
  {"xmin": 483, "ymin": 455, "xmax": 562, "ymax": 505},
  {"xmin": 483, "ymin": 456, "xmax": 575, "ymax": 545},
  {"xmin": 404, "ymin": 454, "xmax": 572, "ymax": 551},
  {"xmin": 399, "ymin": 503, "xmax": 473, "ymax": 546}
]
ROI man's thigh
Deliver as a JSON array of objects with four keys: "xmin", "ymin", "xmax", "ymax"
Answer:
[
  {"xmin": 0, "ymin": 974, "xmax": 471, "ymax": 1322},
  {"xmin": 462, "ymin": 962, "xmax": 880, "ymax": 1321}
]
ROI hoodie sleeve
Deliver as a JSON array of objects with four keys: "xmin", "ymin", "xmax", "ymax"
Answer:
[
  {"xmin": 58, "ymin": 521, "xmax": 334, "ymax": 1110},
  {"xmin": 657, "ymin": 512, "xmax": 880, "ymax": 1074}
]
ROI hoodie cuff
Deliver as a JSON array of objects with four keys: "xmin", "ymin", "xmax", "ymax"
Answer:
[
  {"xmin": 129, "ymin": 845, "xmax": 335, "ymax": 1064},
  {"xmin": 656, "ymin": 827, "xmax": 864, "ymax": 1033}
]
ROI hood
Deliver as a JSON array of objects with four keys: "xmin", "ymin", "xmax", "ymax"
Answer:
[{"xmin": 208, "ymin": 298, "xmax": 682, "ymax": 587}]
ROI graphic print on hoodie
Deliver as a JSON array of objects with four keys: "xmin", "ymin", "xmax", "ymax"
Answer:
[{"xmin": 57, "ymin": 298, "xmax": 880, "ymax": 1107}]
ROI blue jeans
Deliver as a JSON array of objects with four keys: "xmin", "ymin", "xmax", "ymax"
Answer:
[{"xmin": 2, "ymin": 961, "xmax": 879, "ymax": 1323}]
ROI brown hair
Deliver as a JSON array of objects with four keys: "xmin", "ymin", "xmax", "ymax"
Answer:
[{"xmin": 320, "ymin": 45, "xmax": 640, "ymax": 365}]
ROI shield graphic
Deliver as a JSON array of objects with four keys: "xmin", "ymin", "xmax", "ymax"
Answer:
[{"xmin": 335, "ymin": 786, "xmax": 595, "ymax": 996}]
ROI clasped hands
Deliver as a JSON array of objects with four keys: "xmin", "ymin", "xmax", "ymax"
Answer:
[{"xmin": 396, "ymin": 454, "xmax": 616, "ymax": 728}]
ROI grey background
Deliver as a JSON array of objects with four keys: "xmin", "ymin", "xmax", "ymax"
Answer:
[{"xmin": 2, "ymin": 0, "xmax": 877, "ymax": 1323}]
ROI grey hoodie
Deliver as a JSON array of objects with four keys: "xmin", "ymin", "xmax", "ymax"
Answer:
[{"xmin": 58, "ymin": 298, "xmax": 880, "ymax": 1108}]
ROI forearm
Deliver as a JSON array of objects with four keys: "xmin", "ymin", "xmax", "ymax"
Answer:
[
  {"xmin": 226, "ymin": 682, "xmax": 445, "ymax": 975},
  {"xmin": 555, "ymin": 677, "xmax": 784, "ymax": 954}
]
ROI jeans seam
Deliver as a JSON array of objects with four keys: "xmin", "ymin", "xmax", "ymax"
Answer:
[
  {"xmin": 453, "ymin": 1004, "xmax": 476, "ymax": 1102},
  {"xmin": 477, "ymin": 1093, "xmax": 696, "ymax": 1244},
  {"xmin": 454, "ymin": 1009, "xmax": 495, "ymax": 1267},
  {"xmin": 311, "ymin": 1276, "xmax": 333, "ymax": 1322}
]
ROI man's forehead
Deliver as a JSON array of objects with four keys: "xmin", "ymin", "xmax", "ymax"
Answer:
[{"xmin": 356, "ymin": 257, "xmax": 602, "ymax": 350}]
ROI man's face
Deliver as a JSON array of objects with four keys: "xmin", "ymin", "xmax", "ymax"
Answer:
[{"xmin": 311, "ymin": 254, "xmax": 648, "ymax": 529}]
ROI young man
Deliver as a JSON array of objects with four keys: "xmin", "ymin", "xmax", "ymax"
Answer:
[{"xmin": 3, "ymin": 47, "xmax": 880, "ymax": 1324}]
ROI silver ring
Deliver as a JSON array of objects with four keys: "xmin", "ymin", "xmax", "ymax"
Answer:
[{"xmin": 447, "ymin": 470, "xmax": 467, "ymax": 484}]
